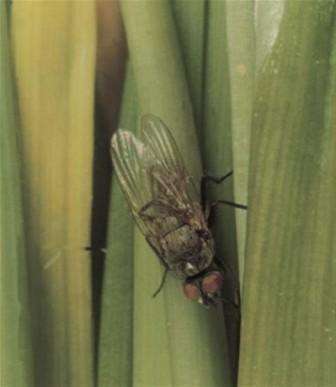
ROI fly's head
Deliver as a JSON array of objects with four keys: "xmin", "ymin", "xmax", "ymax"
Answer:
[{"xmin": 182, "ymin": 270, "xmax": 224, "ymax": 307}]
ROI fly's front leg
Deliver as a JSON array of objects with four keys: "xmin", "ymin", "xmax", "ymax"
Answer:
[
  {"xmin": 152, "ymin": 267, "xmax": 169, "ymax": 298},
  {"xmin": 146, "ymin": 235, "xmax": 170, "ymax": 298}
]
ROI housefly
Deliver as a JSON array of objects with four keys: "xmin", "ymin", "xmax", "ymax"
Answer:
[{"xmin": 111, "ymin": 114, "xmax": 245, "ymax": 307}]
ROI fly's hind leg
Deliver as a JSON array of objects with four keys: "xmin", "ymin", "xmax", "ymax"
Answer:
[
  {"xmin": 201, "ymin": 171, "xmax": 233, "ymax": 210},
  {"xmin": 201, "ymin": 171, "xmax": 247, "ymax": 225},
  {"xmin": 206, "ymin": 200, "xmax": 247, "ymax": 226}
]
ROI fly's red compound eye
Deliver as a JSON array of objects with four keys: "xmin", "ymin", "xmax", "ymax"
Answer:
[
  {"xmin": 183, "ymin": 282, "xmax": 200, "ymax": 301},
  {"xmin": 201, "ymin": 271, "xmax": 224, "ymax": 294}
]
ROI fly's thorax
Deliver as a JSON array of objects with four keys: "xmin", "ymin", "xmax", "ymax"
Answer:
[
  {"xmin": 161, "ymin": 224, "xmax": 200, "ymax": 259},
  {"xmin": 160, "ymin": 224, "xmax": 215, "ymax": 277}
]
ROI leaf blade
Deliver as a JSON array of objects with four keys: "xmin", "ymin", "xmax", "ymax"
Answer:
[
  {"xmin": 11, "ymin": 2, "xmax": 96, "ymax": 386},
  {"xmin": 0, "ymin": 2, "xmax": 34, "ymax": 385},
  {"xmin": 239, "ymin": 2, "xmax": 336, "ymax": 386},
  {"xmin": 120, "ymin": 2, "xmax": 232, "ymax": 386}
]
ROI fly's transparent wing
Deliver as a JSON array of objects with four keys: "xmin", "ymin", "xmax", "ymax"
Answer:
[
  {"xmin": 111, "ymin": 116, "xmax": 202, "ymax": 245},
  {"xmin": 110, "ymin": 130, "xmax": 154, "ymax": 234},
  {"xmin": 140, "ymin": 114, "xmax": 199, "ymax": 206}
]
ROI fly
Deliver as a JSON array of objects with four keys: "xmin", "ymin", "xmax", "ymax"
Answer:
[{"xmin": 110, "ymin": 114, "xmax": 246, "ymax": 307}]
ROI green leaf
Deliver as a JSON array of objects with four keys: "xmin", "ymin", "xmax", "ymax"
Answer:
[
  {"xmin": 98, "ymin": 66, "xmax": 136, "ymax": 387},
  {"xmin": 172, "ymin": 0, "xmax": 206, "ymax": 128},
  {"xmin": 0, "ymin": 2, "xmax": 34, "ymax": 385},
  {"xmin": 224, "ymin": 0, "xmax": 254, "ymax": 286},
  {"xmin": 120, "ymin": 1, "xmax": 231, "ymax": 386},
  {"xmin": 239, "ymin": 2, "xmax": 336, "ymax": 386},
  {"xmin": 201, "ymin": 2, "xmax": 241, "ymax": 381},
  {"xmin": 254, "ymin": 0, "xmax": 284, "ymax": 71},
  {"xmin": 202, "ymin": 0, "xmax": 236, "ymax": 281}
]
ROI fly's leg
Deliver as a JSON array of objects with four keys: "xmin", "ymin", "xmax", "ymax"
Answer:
[
  {"xmin": 201, "ymin": 171, "xmax": 247, "ymax": 223},
  {"xmin": 152, "ymin": 267, "xmax": 169, "ymax": 298},
  {"xmin": 210, "ymin": 199, "xmax": 247, "ymax": 212},
  {"xmin": 201, "ymin": 171, "xmax": 233, "ymax": 210},
  {"xmin": 206, "ymin": 200, "xmax": 247, "ymax": 226},
  {"xmin": 146, "ymin": 235, "xmax": 170, "ymax": 297}
]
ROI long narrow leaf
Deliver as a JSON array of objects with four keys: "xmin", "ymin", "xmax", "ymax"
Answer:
[
  {"xmin": 239, "ymin": 2, "xmax": 336, "ymax": 386},
  {"xmin": 94, "ymin": 1, "xmax": 127, "ymax": 373},
  {"xmin": 0, "ymin": 2, "xmax": 34, "ymax": 385},
  {"xmin": 98, "ymin": 66, "xmax": 136, "ymax": 387},
  {"xmin": 224, "ymin": 0, "xmax": 254, "ymax": 286},
  {"xmin": 173, "ymin": 1, "xmax": 237, "ymax": 384},
  {"xmin": 11, "ymin": 3, "xmax": 96, "ymax": 386},
  {"xmin": 121, "ymin": 1, "xmax": 231, "ymax": 386},
  {"xmin": 202, "ymin": 2, "xmax": 246, "ymax": 381},
  {"xmin": 172, "ymin": 0, "xmax": 206, "ymax": 128}
]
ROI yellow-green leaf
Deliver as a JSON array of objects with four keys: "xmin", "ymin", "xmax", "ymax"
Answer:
[{"xmin": 11, "ymin": 2, "xmax": 96, "ymax": 386}]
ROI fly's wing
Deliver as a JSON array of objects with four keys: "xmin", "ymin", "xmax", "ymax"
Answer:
[
  {"xmin": 110, "ymin": 129, "xmax": 156, "ymax": 236},
  {"xmin": 111, "ymin": 116, "xmax": 201, "ymax": 248},
  {"xmin": 140, "ymin": 114, "xmax": 199, "ymax": 207}
]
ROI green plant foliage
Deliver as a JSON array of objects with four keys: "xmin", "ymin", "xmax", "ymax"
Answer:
[
  {"xmin": 116, "ymin": 1, "xmax": 232, "ymax": 386},
  {"xmin": 98, "ymin": 67, "xmax": 136, "ymax": 387},
  {"xmin": 224, "ymin": 1, "xmax": 254, "ymax": 286},
  {"xmin": 5, "ymin": 1, "xmax": 335, "ymax": 386},
  {"xmin": 239, "ymin": 2, "xmax": 336, "ymax": 386},
  {"xmin": 0, "ymin": 2, "xmax": 34, "ymax": 385},
  {"xmin": 172, "ymin": 0, "xmax": 206, "ymax": 129}
]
